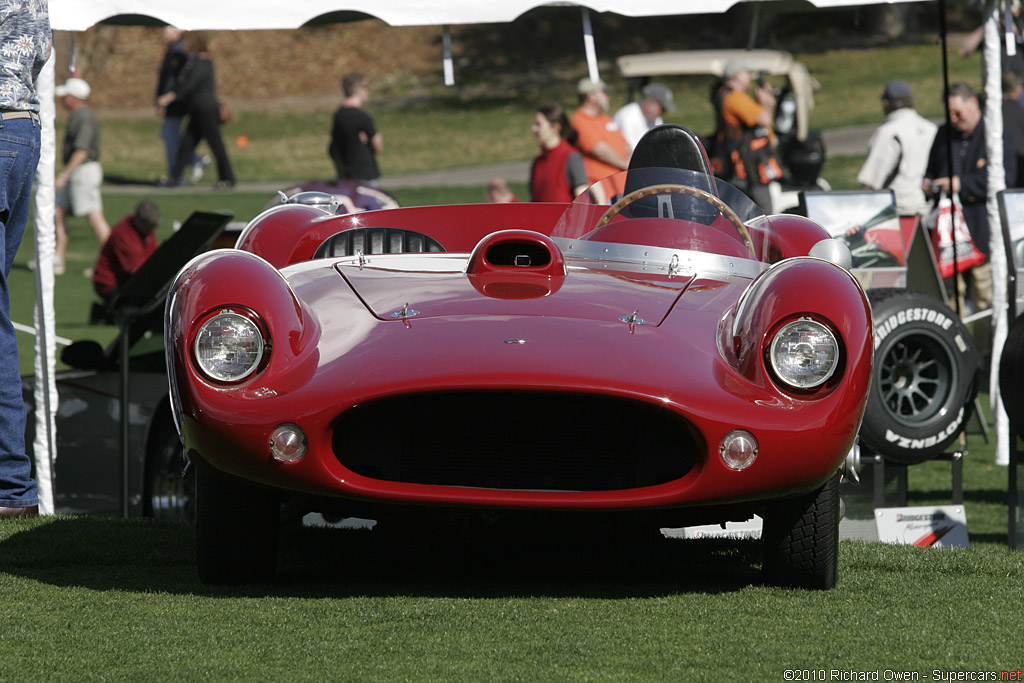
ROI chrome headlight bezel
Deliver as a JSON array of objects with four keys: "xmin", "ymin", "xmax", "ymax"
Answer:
[
  {"xmin": 193, "ymin": 308, "xmax": 269, "ymax": 384},
  {"xmin": 768, "ymin": 317, "xmax": 840, "ymax": 391}
]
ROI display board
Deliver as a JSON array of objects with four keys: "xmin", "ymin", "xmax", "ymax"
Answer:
[
  {"xmin": 999, "ymin": 190, "xmax": 1024, "ymax": 313},
  {"xmin": 801, "ymin": 189, "xmax": 906, "ymax": 268},
  {"xmin": 998, "ymin": 189, "xmax": 1024, "ymax": 549},
  {"xmin": 801, "ymin": 189, "xmax": 909, "ymax": 291}
]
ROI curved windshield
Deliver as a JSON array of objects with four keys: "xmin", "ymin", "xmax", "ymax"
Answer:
[{"xmin": 551, "ymin": 168, "xmax": 773, "ymax": 267}]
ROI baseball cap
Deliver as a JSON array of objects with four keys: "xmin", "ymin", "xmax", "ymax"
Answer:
[
  {"xmin": 577, "ymin": 77, "xmax": 608, "ymax": 95},
  {"xmin": 723, "ymin": 57, "xmax": 749, "ymax": 80},
  {"xmin": 882, "ymin": 80, "xmax": 913, "ymax": 101},
  {"xmin": 55, "ymin": 77, "xmax": 91, "ymax": 100},
  {"xmin": 642, "ymin": 83, "xmax": 676, "ymax": 112}
]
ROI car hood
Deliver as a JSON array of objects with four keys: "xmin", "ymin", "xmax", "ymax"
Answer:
[{"xmin": 335, "ymin": 254, "xmax": 696, "ymax": 326}]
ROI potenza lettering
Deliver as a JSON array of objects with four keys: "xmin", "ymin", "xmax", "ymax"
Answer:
[
  {"xmin": 874, "ymin": 308, "xmax": 953, "ymax": 350},
  {"xmin": 884, "ymin": 406, "xmax": 964, "ymax": 450}
]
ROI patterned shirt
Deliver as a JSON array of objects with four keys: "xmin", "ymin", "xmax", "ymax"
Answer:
[{"xmin": 0, "ymin": 0, "xmax": 51, "ymax": 112}]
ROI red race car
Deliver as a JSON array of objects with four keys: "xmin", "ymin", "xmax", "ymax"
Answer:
[{"xmin": 166, "ymin": 126, "xmax": 872, "ymax": 588}]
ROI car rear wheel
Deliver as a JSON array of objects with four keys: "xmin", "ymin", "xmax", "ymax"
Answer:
[
  {"xmin": 761, "ymin": 475, "xmax": 839, "ymax": 590},
  {"xmin": 196, "ymin": 464, "xmax": 280, "ymax": 584},
  {"xmin": 859, "ymin": 288, "xmax": 977, "ymax": 464}
]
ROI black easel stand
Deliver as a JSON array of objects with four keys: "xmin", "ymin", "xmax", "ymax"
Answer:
[
  {"xmin": 867, "ymin": 449, "xmax": 964, "ymax": 509},
  {"xmin": 104, "ymin": 211, "xmax": 232, "ymax": 517}
]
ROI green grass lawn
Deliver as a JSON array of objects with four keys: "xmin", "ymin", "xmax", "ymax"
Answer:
[{"xmin": 0, "ymin": 432, "xmax": 1020, "ymax": 680}]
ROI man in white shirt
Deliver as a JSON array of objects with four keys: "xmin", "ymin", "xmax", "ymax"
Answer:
[
  {"xmin": 857, "ymin": 80, "xmax": 937, "ymax": 218},
  {"xmin": 613, "ymin": 83, "xmax": 676, "ymax": 150}
]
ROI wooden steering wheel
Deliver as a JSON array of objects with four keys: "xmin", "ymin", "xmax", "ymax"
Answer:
[{"xmin": 594, "ymin": 183, "xmax": 757, "ymax": 257}]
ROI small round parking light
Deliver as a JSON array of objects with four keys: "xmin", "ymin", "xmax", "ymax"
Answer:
[
  {"xmin": 269, "ymin": 423, "xmax": 307, "ymax": 463},
  {"xmin": 720, "ymin": 430, "xmax": 758, "ymax": 471}
]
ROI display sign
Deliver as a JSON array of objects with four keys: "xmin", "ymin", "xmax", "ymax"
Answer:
[
  {"xmin": 997, "ymin": 190, "xmax": 1024, "ymax": 551},
  {"xmin": 802, "ymin": 189, "xmax": 906, "ymax": 269},
  {"xmin": 874, "ymin": 505, "xmax": 969, "ymax": 548},
  {"xmin": 999, "ymin": 189, "xmax": 1024, "ymax": 269}
]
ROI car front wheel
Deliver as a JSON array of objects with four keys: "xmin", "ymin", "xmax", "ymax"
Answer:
[
  {"xmin": 761, "ymin": 475, "xmax": 839, "ymax": 590},
  {"xmin": 145, "ymin": 418, "xmax": 195, "ymax": 521},
  {"xmin": 196, "ymin": 464, "xmax": 280, "ymax": 584}
]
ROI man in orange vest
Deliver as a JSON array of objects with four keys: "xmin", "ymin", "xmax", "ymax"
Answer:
[{"xmin": 570, "ymin": 77, "xmax": 631, "ymax": 202}]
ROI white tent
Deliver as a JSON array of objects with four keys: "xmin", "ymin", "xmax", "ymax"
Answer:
[
  {"xmin": 39, "ymin": 1, "xmax": 1008, "ymax": 516},
  {"xmin": 49, "ymin": 1, "xmax": 748, "ymax": 31}
]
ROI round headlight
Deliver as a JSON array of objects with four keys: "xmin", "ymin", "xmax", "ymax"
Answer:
[
  {"xmin": 194, "ymin": 310, "xmax": 266, "ymax": 383},
  {"xmin": 769, "ymin": 318, "xmax": 839, "ymax": 390}
]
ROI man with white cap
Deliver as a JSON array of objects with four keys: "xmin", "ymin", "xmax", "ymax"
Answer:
[
  {"xmin": 613, "ymin": 82, "xmax": 676, "ymax": 149},
  {"xmin": 54, "ymin": 76, "xmax": 111, "ymax": 273},
  {"xmin": 570, "ymin": 77, "xmax": 631, "ymax": 201},
  {"xmin": 857, "ymin": 79, "xmax": 937, "ymax": 219}
]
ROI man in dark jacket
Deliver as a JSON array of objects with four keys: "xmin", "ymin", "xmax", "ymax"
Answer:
[
  {"xmin": 156, "ymin": 32, "xmax": 236, "ymax": 189},
  {"xmin": 924, "ymin": 82, "xmax": 1018, "ymax": 362},
  {"xmin": 926, "ymin": 83, "xmax": 1018, "ymax": 259},
  {"xmin": 155, "ymin": 26, "xmax": 206, "ymax": 183}
]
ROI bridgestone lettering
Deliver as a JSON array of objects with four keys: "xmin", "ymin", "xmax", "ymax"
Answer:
[{"xmin": 874, "ymin": 307, "xmax": 954, "ymax": 351}]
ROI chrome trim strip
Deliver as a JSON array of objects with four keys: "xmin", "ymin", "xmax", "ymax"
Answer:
[{"xmin": 551, "ymin": 237, "xmax": 768, "ymax": 279}]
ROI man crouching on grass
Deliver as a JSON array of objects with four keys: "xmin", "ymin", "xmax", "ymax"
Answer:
[{"xmin": 92, "ymin": 200, "xmax": 161, "ymax": 303}]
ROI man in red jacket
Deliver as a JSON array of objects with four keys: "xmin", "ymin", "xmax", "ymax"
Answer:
[{"xmin": 93, "ymin": 200, "xmax": 161, "ymax": 302}]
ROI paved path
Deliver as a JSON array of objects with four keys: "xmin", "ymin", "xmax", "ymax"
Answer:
[
  {"xmin": 380, "ymin": 124, "xmax": 879, "ymax": 189},
  {"xmin": 105, "ymin": 124, "xmax": 878, "ymax": 195}
]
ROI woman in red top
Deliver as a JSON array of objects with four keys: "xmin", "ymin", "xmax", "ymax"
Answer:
[{"xmin": 529, "ymin": 105, "xmax": 593, "ymax": 203}]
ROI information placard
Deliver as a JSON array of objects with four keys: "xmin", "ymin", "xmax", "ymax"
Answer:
[{"xmin": 874, "ymin": 505, "xmax": 969, "ymax": 548}]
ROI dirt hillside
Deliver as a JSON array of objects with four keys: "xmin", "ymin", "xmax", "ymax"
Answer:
[
  {"xmin": 54, "ymin": 21, "xmax": 441, "ymax": 113},
  {"xmin": 56, "ymin": 5, "xmax": 968, "ymax": 115}
]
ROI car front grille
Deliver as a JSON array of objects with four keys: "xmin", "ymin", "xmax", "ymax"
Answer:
[{"xmin": 332, "ymin": 391, "xmax": 699, "ymax": 491}]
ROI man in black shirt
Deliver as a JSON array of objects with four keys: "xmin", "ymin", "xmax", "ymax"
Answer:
[{"xmin": 328, "ymin": 73, "xmax": 383, "ymax": 183}]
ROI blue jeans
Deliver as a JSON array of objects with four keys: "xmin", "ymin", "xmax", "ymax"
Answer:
[
  {"xmin": 0, "ymin": 115, "xmax": 40, "ymax": 508},
  {"xmin": 161, "ymin": 115, "xmax": 200, "ymax": 175}
]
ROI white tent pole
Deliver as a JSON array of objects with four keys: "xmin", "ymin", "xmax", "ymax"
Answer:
[
  {"xmin": 581, "ymin": 8, "xmax": 599, "ymax": 84},
  {"xmin": 983, "ymin": 3, "xmax": 1011, "ymax": 468},
  {"xmin": 442, "ymin": 25, "xmax": 454, "ymax": 86},
  {"xmin": 32, "ymin": 50, "xmax": 58, "ymax": 515}
]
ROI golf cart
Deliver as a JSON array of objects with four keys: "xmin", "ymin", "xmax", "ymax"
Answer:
[{"xmin": 616, "ymin": 48, "xmax": 829, "ymax": 213}]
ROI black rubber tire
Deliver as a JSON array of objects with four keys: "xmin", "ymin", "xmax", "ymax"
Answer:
[
  {"xmin": 196, "ymin": 464, "xmax": 280, "ymax": 584},
  {"xmin": 144, "ymin": 417, "xmax": 195, "ymax": 522},
  {"xmin": 999, "ymin": 311, "xmax": 1024, "ymax": 439},
  {"xmin": 762, "ymin": 475, "xmax": 839, "ymax": 590},
  {"xmin": 859, "ymin": 288, "xmax": 977, "ymax": 464}
]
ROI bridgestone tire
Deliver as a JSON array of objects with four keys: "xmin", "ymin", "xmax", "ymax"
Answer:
[
  {"xmin": 196, "ymin": 465, "xmax": 280, "ymax": 584},
  {"xmin": 762, "ymin": 475, "xmax": 840, "ymax": 590},
  {"xmin": 859, "ymin": 288, "xmax": 977, "ymax": 464}
]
